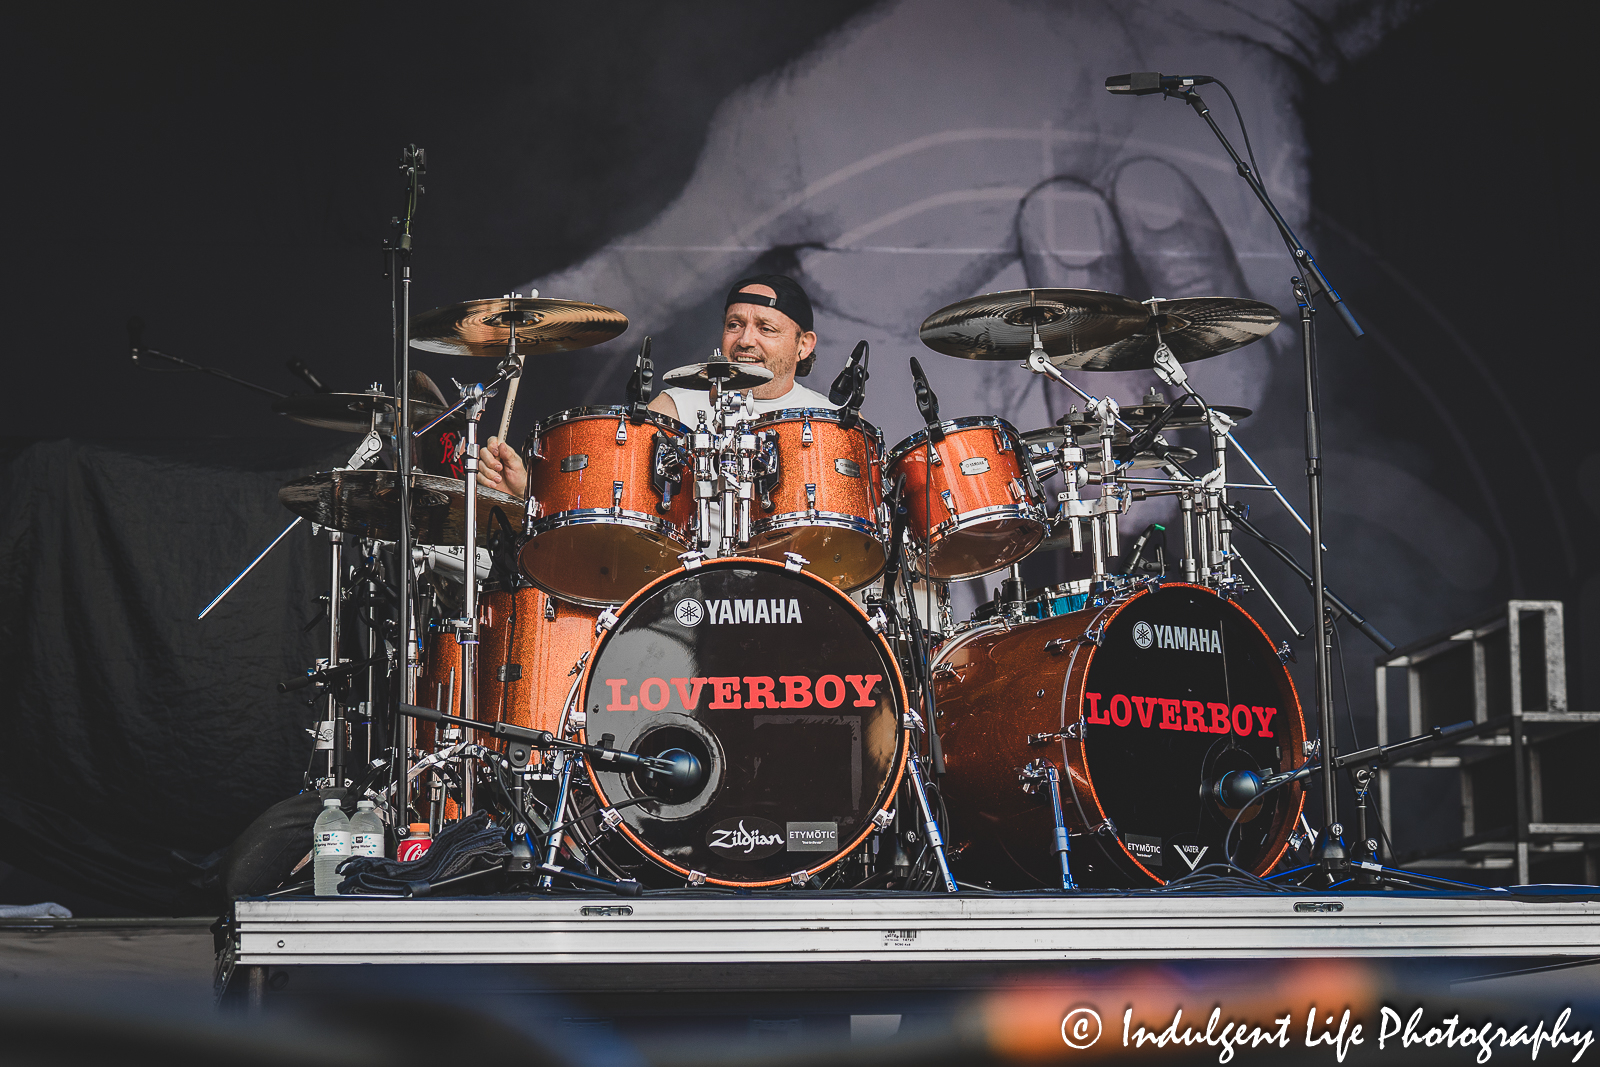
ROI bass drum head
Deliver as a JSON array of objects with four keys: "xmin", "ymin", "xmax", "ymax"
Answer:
[
  {"xmin": 579, "ymin": 558, "xmax": 908, "ymax": 886},
  {"xmin": 1073, "ymin": 585, "xmax": 1304, "ymax": 884}
]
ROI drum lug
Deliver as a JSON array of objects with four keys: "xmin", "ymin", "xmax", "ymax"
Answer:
[
  {"xmin": 927, "ymin": 443, "xmax": 942, "ymax": 466},
  {"xmin": 931, "ymin": 661, "xmax": 960, "ymax": 679},
  {"xmin": 1044, "ymin": 637, "xmax": 1070, "ymax": 654},
  {"xmin": 801, "ymin": 417, "xmax": 813, "ymax": 445},
  {"xmin": 1079, "ymin": 627, "xmax": 1104, "ymax": 647},
  {"xmin": 1276, "ymin": 640, "xmax": 1296, "ymax": 664},
  {"xmin": 611, "ymin": 480, "xmax": 624, "ymax": 516},
  {"xmin": 615, "ymin": 418, "xmax": 628, "ymax": 445},
  {"xmin": 940, "ymin": 489, "xmax": 958, "ymax": 517},
  {"xmin": 544, "ymin": 599, "xmax": 556, "ymax": 621},
  {"xmin": 567, "ymin": 650, "xmax": 591, "ymax": 677},
  {"xmin": 1018, "ymin": 759, "xmax": 1051, "ymax": 794},
  {"xmin": 783, "ymin": 551, "xmax": 810, "ymax": 573},
  {"xmin": 1007, "ymin": 477, "xmax": 1027, "ymax": 503},
  {"xmin": 872, "ymin": 808, "xmax": 895, "ymax": 831},
  {"xmin": 686, "ymin": 870, "xmax": 707, "ymax": 887},
  {"xmin": 805, "ymin": 483, "xmax": 818, "ymax": 520},
  {"xmin": 993, "ymin": 426, "xmax": 1011, "ymax": 454}
]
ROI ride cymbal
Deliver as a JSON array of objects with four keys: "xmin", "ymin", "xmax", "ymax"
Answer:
[
  {"xmin": 918, "ymin": 288, "xmax": 1150, "ymax": 361},
  {"xmin": 1064, "ymin": 297, "xmax": 1281, "ymax": 371},
  {"xmin": 410, "ymin": 297, "xmax": 628, "ymax": 358}
]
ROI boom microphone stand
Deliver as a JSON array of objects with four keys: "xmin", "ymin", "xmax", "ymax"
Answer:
[
  {"xmin": 386, "ymin": 146, "xmax": 426, "ymax": 824},
  {"xmin": 1162, "ymin": 80, "xmax": 1364, "ymax": 880}
]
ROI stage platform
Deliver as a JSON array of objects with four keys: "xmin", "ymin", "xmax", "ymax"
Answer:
[{"xmin": 217, "ymin": 889, "xmax": 1600, "ymax": 1006}]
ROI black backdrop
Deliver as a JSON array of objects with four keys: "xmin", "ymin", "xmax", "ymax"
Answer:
[{"xmin": 2, "ymin": 1, "xmax": 1594, "ymax": 913}]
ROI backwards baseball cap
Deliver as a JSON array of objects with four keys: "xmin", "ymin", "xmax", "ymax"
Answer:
[{"xmin": 724, "ymin": 274, "xmax": 814, "ymax": 335}]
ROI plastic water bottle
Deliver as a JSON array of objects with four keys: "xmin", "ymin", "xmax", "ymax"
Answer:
[
  {"xmin": 350, "ymin": 800, "xmax": 384, "ymax": 859},
  {"xmin": 312, "ymin": 798, "xmax": 352, "ymax": 896}
]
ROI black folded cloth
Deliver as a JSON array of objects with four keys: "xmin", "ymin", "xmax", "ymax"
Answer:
[{"xmin": 336, "ymin": 811, "xmax": 510, "ymax": 896}]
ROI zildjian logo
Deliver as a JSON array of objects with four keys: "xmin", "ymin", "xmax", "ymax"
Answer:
[{"xmin": 708, "ymin": 820, "xmax": 785, "ymax": 854}]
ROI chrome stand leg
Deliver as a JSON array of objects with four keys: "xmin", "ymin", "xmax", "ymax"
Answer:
[{"xmin": 905, "ymin": 754, "xmax": 957, "ymax": 893}]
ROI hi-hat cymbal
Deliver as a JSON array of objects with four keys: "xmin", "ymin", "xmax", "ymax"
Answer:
[
  {"xmin": 919, "ymin": 288, "xmax": 1151, "ymax": 361},
  {"xmin": 1063, "ymin": 297, "xmax": 1281, "ymax": 371},
  {"xmin": 273, "ymin": 392, "xmax": 450, "ymax": 434},
  {"xmin": 278, "ymin": 470, "xmax": 521, "ymax": 545},
  {"xmin": 660, "ymin": 361, "xmax": 774, "ymax": 392},
  {"xmin": 410, "ymin": 297, "xmax": 628, "ymax": 358}
]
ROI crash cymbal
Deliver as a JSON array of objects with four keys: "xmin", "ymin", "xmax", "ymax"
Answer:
[
  {"xmin": 278, "ymin": 470, "xmax": 521, "ymax": 545},
  {"xmin": 660, "ymin": 360, "xmax": 775, "ymax": 392},
  {"xmin": 1062, "ymin": 297, "xmax": 1281, "ymax": 371},
  {"xmin": 410, "ymin": 297, "xmax": 628, "ymax": 358},
  {"xmin": 1020, "ymin": 403, "xmax": 1253, "ymax": 445},
  {"xmin": 919, "ymin": 288, "xmax": 1150, "ymax": 361},
  {"xmin": 273, "ymin": 392, "xmax": 449, "ymax": 434}
]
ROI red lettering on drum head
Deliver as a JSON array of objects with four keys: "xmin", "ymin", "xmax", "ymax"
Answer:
[
  {"xmin": 779, "ymin": 676, "xmax": 812, "ymax": 708},
  {"xmin": 708, "ymin": 678, "xmax": 743, "ymax": 709},
  {"xmin": 1253, "ymin": 706, "xmax": 1277, "ymax": 737},
  {"xmin": 744, "ymin": 676, "xmax": 778, "ymax": 708},
  {"xmin": 846, "ymin": 675, "xmax": 881, "ymax": 707},
  {"xmin": 1208, "ymin": 702, "xmax": 1231, "ymax": 734},
  {"xmin": 815, "ymin": 675, "xmax": 846, "ymax": 708},
  {"xmin": 1085, "ymin": 692, "xmax": 1109, "ymax": 725},
  {"xmin": 1159, "ymin": 699, "xmax": 1183, "ymax": 730},
  {"xmin": 1131, "ymin": 696, "xmax": 1155, "ymax": 729},
  {"xmin": 639, "ymin": 678, "xmax": 670, "ymax": 712},
  {"xmin": 671, "ymin": 677, "xmax": 707, "ymax": 710},
  {"xmin": 1182, "ymin": 700, "xmax": 1207, "ymax": 732},
  {"xmin": 605, "ymin": 679, "xmax": 637, "ymax": 711},
  {"xmin": 1233, "ymin": 704, "xmax": 1253, "ymax": 737},
  {"xmin": 1109, "ymin": 694, "xmax": 1133, "ymax": 727}
]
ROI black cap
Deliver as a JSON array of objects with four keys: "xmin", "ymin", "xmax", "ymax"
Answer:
[{"xmin": 724, "ymin": 274, "xmax": 814, "ymax": 335}]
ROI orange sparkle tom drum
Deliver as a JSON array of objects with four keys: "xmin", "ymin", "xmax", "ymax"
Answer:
[
  {"xmin": 885, "ymin": 416, "xmax": 1047, "ymax": 580},
  {"xmin": 744, "ymin": 407, "xmax": 887, "ymax": 591},
  {"xmin": 519, "ymin": 406, "xmax": 694, "ymax": 606}
]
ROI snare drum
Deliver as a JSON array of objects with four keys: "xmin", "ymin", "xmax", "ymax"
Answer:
[
  {"xmin": 519, "ymin": 406, "xmax": 694, "ymax": 606},
  {"xmin": 885, "ymin": 416, "xmax": 1047, "ymax": 580},
  {"xmin": 744, "ymin": 408, "xmax": 886, "ymax": 591}
]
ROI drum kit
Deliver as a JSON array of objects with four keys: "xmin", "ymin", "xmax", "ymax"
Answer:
[{"xmin": 201, "ymin": 265, "xmax": 1342, "ymax": 896}]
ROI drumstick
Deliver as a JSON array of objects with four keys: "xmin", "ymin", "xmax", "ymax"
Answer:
[{"xmin": 496, "ymin": 357, "xmax": 524, "ymax": 442}]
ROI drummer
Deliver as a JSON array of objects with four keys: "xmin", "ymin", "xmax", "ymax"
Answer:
[{"xmin": 476, "ymin": 274, "xmax": 836, "ymax": 499}]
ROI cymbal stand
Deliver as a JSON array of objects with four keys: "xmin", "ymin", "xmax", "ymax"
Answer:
[{"xmin": 197, "ymin": 429, "xmax": 384, "ymax": 620}]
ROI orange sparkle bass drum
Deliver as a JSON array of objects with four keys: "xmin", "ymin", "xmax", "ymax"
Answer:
[
  {"xmin": 933, "ymin": 583, "xmax": 1306, "ymax": 888},
  {"xmin": 573, "ymin": 557, "xmax": 909, "ymax": 888}
]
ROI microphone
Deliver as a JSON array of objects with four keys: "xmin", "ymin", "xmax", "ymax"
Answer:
[
  {"xmin": 286, "ymin": 359, "xmax": 329, "ymax": 393},
  {"xmin": 1105, "ymin": 72, "xmax": 1216, "ymax": 96},
  {"xmin": 829, "ymin": 340, "xmax": 869, "ymax": 405},
  {"xmin": 910, "ymin": 356, "xmax": 943, "ymax": 436},
  {"xmin": 626, "ymin": 336, "xmax": 654, "ymax": 404}
]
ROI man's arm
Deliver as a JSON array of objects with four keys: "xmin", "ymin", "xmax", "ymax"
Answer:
[{"xmin": 647, "ymin": 392, "xmax": 678, "ymax": 421}]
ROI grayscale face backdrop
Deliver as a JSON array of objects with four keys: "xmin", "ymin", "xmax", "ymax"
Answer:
[{"xmin": 3, "ymin": 0, "xmax": 1593, "ymax": 911}]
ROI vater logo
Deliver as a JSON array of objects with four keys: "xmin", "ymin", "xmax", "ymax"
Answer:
[
  {"xmin": 692, "ymin": 598, "xmax": 804, "ymax": 625},
  {"xmin": 1142, "ymin": 622, "xmax": 1222, "ymax": 654},
  {"xmin": 1174, "ymin": 844, "xmax": 1209, "ymax": 871}
]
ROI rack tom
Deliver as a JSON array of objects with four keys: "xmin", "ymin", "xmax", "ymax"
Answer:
[
  {"xmin": 519, "ymin": 406, "xmax": 693, "ymax": 605},
  {"xmin": 885, "ymin": 416, "xmax": 1047, "ymax": 580},
  {"xmin": 745, "ymin": 408, "xmax": 886, "ymax": 591}
]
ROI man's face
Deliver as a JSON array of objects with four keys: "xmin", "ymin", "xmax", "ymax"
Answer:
[{"xmin": 722, "ymin": 284, "xmax": 816, "ymax": 393}]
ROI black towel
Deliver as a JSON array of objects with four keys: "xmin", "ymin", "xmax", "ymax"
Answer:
[{"xmin": 336, "ymin": 811, "xmax": 509, "ymax": 895}]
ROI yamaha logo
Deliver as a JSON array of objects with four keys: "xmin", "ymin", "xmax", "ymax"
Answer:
[
  {"xmin": 1132, "ymin": 621, "xmax": 1154, "ymax": 649},
  {"xmin": 674, "ymin": 599, "xmax": 705, "ymax": 627}
]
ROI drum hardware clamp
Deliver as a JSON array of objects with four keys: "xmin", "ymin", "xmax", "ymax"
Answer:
[
  {"xmin": 872, "ymin": 809, "xmax": 896, "ymax": 831},
  {"xmin": 1028, "ymin": 723, "xmax": 1084, "ymax": 745},
  {"xmin": 783, "ymin": 551, "xmax": 809, "ymax": 572},
  {"xmin": 686, "ymin": 870, "xmax": 707, "ymax": 887}
]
